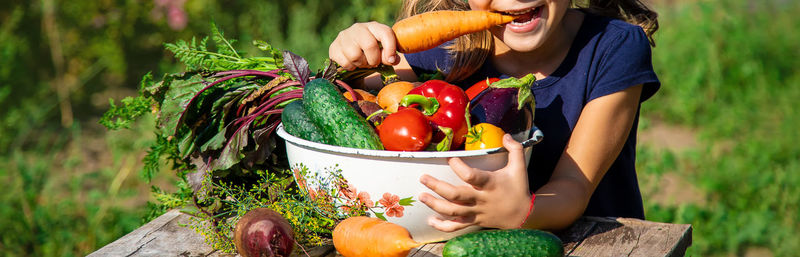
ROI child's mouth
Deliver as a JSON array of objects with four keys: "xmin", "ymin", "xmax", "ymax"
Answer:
[
  {"xmin": 502, "ymin": 7, "xmax": 543, "ymax": 32},
  {"xmin": 506, "ymin": 6, "xmax": 542, "ymax": 26}
]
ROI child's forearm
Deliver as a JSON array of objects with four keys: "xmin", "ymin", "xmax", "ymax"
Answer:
[
  {"xmin": 521, "ymin": 85, "xmax": 644, "ymax": 231},
  {"xmin": 521, "ymin": 177, "xmax": 591, "ymax": 230}
]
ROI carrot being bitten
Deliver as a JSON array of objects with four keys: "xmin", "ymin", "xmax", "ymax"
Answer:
[{"xmin": 392, "ymin": 10, "xmax": 516, "ymax": 53}]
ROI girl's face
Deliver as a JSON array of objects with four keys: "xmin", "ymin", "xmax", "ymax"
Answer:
[{"xmin": 469, "ymin": 0, "xmax": 571, "ymax": 52}]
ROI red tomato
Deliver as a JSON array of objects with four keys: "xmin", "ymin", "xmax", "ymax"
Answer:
[
  {"xmin": 465, "ymin": 77, "xmax": 500, "ymax": 100},
  {"xmin": 464, "ymin": 123, "xmax": 505, "ymax": 150},
  {"xmin": 378, "ymin": 108, "xmax": 432, "ymax": 151}
]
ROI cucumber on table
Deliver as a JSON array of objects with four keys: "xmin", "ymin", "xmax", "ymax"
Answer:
[
  {"xmin": 302, "ymin": 78, "xmax": 383, "ymax": 150},
  {"xmin": 442, "ymin": 229, "xmax": 564, "ymax": 257},
  {"xmin": 281, "ymin": 99, "xmax": 331, "ymax": 144}
]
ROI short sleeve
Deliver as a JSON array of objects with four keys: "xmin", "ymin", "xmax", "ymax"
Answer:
[
  {"xmin": 588, "ymin": 25, "xmax": 660, "ymax": 102},
  {"xmin": 404, "ymin": 45, "xmax": 454, "ymax": 77}
]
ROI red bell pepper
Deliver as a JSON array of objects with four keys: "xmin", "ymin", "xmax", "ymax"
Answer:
[
  {"xmin": 465, "ymin": 77, "xmax": 501, "ymax": 100},
  {"xmin": 399, "ymin": 80, "xmax": 469, "ymax": 150}
]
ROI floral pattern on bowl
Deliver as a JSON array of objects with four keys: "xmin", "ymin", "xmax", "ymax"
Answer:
[{"xmin": 292, "ymin": 163, "xmax": 415, "ymax": 221}]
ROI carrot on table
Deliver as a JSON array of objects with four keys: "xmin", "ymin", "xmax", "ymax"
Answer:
[
  {"xmin": 332, "ymin": 216, "xmax": 421, "ymax": 257},
  {"xmin": 392, "ymin": 10, "xmax": 516, "ymax": 54}
]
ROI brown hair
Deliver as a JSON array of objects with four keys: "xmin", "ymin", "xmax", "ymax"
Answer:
[
  {"xmin": 398, "ymin": 0, "xmax": 659, "ymax": 82},
  {"xmin": 574, "ymin": 0, "xmax": 659, "ymax": 45}
]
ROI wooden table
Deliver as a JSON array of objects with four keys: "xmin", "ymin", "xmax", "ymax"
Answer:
[{"xmin": 89, "ymin": 209, "xmax": 692, "ymax": 257}]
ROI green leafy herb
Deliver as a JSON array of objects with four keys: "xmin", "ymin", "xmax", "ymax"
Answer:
[{"xmin": 100, "ymin": 24, "xmax": 362, "ymax": 251}]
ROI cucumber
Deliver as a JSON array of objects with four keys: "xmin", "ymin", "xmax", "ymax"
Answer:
[
  {"xmin": 302, "ymin": 78, "xmax": 383, "ymax": 150},
  {"xmin": 281, "ymin": 99, "xmax": 331, "ymax": 144},
  {"xmin": 442, "ymin": 229, "xmax": 564, "ymax": 257}
]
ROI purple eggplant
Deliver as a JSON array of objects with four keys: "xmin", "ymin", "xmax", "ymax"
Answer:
[{"xmin": 469, "ymin": 74, "xmax": 536, "ymax": 135}]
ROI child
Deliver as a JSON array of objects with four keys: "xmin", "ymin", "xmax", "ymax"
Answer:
[{"xmin": 329, "ymin": 0, "xmax": 660, "ymax": 231}]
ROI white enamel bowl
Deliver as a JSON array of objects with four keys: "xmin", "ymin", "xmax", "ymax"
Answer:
[{"xmin": 276, "ymin": 125, "xmax": 543, "ymax": 243}]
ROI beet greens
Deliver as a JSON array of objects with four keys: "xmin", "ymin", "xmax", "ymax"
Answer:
[{"xmin": 100, "ymin": 24, "xmax": 371, "ymax": 252}]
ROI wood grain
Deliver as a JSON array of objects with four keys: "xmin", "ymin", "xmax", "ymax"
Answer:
[{"xmin": 89, "ymin": 210, "xmax": 691, "ymax": 257}]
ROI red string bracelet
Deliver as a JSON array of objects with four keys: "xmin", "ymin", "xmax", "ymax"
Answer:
[{"xmin": 519, "ymin": 193, "xmax": 536, "ymax": 228}]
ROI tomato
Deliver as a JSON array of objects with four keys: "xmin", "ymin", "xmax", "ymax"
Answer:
[
  {"xmin": 402, "ymin": 80, "xmax": 469, "ymax": 150},
  {"xmin": 465, "ymin": 77, "xmax": 501, "ymax": 100},
  {"xmin": 378, "ymin": 108, "xmax": 432, "ymax": 151},
  {"xmin": 464, "ymin": 123, "xmax": 505, "ymax": 150}
]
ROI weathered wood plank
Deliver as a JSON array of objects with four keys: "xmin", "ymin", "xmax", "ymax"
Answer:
[
  {"xmin": 90, "ymin": 210, "xmax": 690, "ymax": 257},
  {"xmin": 409, "ymin": 243, "xmax": 446, "ymax": 257},
  {"xmin": 557, "ymin": 217, "xmax": 599, "ymax": 255},
  {"xmin": 87, "ymin": 209, "xmax": 229, "ymax": 257},
  {"xmin": 566, "ymin": 217, "xmax": 692, "ymax": 257}
]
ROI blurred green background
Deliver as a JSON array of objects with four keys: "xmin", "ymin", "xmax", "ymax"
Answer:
[{"xmin": 0, "ymin": 0, "xmax": 798, "ymax": 256}]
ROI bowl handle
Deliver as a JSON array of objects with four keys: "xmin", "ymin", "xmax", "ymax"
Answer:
[{"xmin": 486, "ymin": 126, "xmax": 544, "ymax": 154}]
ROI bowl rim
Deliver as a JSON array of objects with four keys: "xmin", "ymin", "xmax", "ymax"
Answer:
[{"xmin": 276, "ymin": 124, "xmax": 543, "ymax": 158}]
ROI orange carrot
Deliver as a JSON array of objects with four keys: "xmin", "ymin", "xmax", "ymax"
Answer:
[
  {"xmin": 392, "ymin": 10, "xmax": 516, "ymax": 53},
  {"xmin": 333, "ymin": 216, "xmax": 421, "ymax": 257},
  {"xmin": 344, "ymin": 88, "xmax": 378, "ymax": 102}
]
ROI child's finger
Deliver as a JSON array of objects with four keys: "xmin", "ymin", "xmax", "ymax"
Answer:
[
  {"xmin": 329, "ymin": 42, "xmax": 355, "ymax": 70},
  {"xmin": 354, "ymin": 35, "xmax": 382, "ymax": 67},
  {"xmin": 419, "ymin": 192, "xmax": 474, "ymax": 218},
  {"xmin": 448, "ymin": 157, "xmax": 490, "ymax": 188},
  {"xmin": 427, "ymin": 215, "xmax": 475, "ymax": 232},
  {"xmin": 339, "ymin": 38, "xmax": 368, "ymax": 68},
  {"xmin": 502, "ymin": 134, "xmax": 526, "ymax": 173},
  {"xmin": 366, "ymin": 23, "xmax": 399, "ymax": 65},
  {"xmin": 419, "ymin": 174, "xmax": 476, "ymax": 204}
]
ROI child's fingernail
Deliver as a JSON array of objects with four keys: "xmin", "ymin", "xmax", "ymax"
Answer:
[{"xmin": 387, "ymin": 55, "xmax": 397, "ymax": 64}]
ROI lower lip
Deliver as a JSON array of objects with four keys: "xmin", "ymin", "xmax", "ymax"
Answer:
[{"xmin": 505, "ymin": 10, "xmax": 542, "ymax": 33}]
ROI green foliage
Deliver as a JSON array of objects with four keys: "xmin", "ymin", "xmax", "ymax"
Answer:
[
  {"xmin": 101, "ymin": 22, "xmax": 372, "ymax": 252},
  {"xmin": 163, "ymin": 27, "xmax": 282, "ymax": 72},
  {"xmin": 641, "ymin": 0, "xmax": 800, "ymax": 256},
  {"xmin": 180, "ymin": 169, "xmax": 351, "ymax": 252},
  {"xmin": 7, "ymin": 0, "xmax": 798, "ymax": 256},
  {"xmin": 1, "ymin": 0, "xmax": 401, "ymax": 255},
  {"xmin": 99, "ymin": 73, "xmax": 156, "ymax": 130},
  {"xmin": 0, "ymin": 118, "xmax": 159, "ymax": 256}
]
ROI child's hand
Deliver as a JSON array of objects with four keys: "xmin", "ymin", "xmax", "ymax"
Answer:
[
  {"xmin": 419, "ymin": 134, "xmax": 533, "ymax": 231},
  {"xmin": 329, "ymin": 22, "xmax": 400, "ymax": 71}
]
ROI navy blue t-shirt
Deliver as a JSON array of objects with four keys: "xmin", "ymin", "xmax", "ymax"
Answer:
[{"xmin": 405, "ymin": 11, "xmax": 660, "ymax": 219}]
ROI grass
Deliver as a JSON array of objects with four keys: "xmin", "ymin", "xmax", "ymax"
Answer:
[
  {"xmin": 0, "ymin": 1, "xmax": 400, "ymax": 256},
  {"xmin": 0, "ymin": 116, "xmax": 174, "ymax": 256},
  {"xmin": 640, "ymin": 0, "xmax": 800, "ymax": 255}
]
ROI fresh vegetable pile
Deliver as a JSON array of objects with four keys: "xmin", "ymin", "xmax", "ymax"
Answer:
[
  {"xmin": 100, "ymin": 13, "xmax": 536, "ymax": 255},
  {"xmin": 283, "ymin": 74, "xmax": 536, "ymax": 152}
]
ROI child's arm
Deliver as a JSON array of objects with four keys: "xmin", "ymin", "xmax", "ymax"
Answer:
[{"xmin": 419, "ymin": 84, "xmax": 644, "ymax": 231}]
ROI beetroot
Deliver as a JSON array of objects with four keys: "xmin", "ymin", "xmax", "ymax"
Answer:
[{"xmin": 234, "ymin": 208, "xmax": 295, "ymax": 257}]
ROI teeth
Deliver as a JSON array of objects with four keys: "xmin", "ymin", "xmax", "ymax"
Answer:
[
  {"xmin": 507, "ymin": 9, "xmax": 531, "ymax": 15},
  {"xmin": 507, "ymin": 7, "xmax": 539, "ymax": 26},
  {"xmin": 511, "ymin": 19, "xmax": 533, "ymax": 25}
]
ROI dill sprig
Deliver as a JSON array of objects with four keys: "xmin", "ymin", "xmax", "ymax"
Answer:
[{"xmin": 186, "ymin": 169, "xmax": 341, "ymax": 252}]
